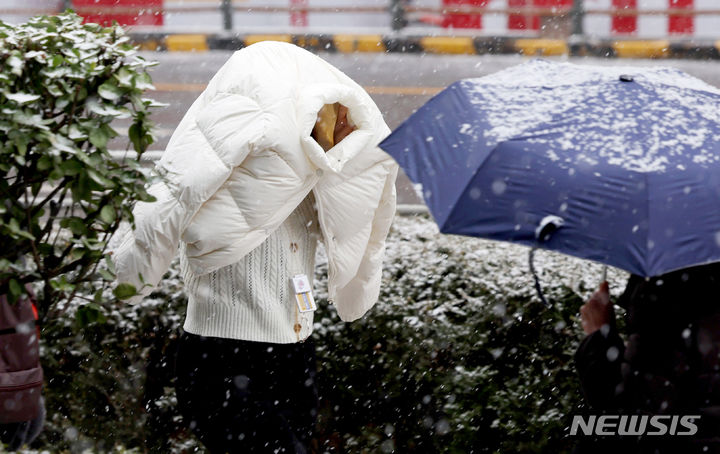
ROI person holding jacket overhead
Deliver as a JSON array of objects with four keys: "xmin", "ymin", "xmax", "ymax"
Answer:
[{"xmin": 111, "ymin": 42, "xmax": 398, "ymax": 453}]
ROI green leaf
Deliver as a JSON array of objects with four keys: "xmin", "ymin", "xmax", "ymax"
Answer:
[
  {"xmin": 46, "ymin": 83, "xmax": 63, "ymax": 97},
  {"xmin": 76, "ymin": 85, "xmax": 88, "ymax": 103},
  {"xmin": 75, "ymin": 303, "xmax": 107, "ymax": 327},
  {"xmin": 113, "ymin": 283, "xmax": 137, "ymax": 300},
  {"xmin": 8, "ymin": 278, "xmax": 22, "ymax": 298},
  {"xmin": 142, "ymin": 98, "xmax": 168, "ymax": 109},
  {"xmin": 37, "ymin": 155, "xmax": 54, "ymax": 171},
  {"xmin": 115, "ymin": 67, "xmax": 134, "ymax": 87},
  {"xmin": 37, "ymin": 243, "xmax": 54, "ymax": 256},
  {"xmin": 88, "ymin": 127, "xmax": 109, "ymax": 149},
  {"xmin": 99, "ymin": 268, "xmax": 115, "ymax": 281},
  {"xmin": 99, "ymin": 204, "xmax": 115, "ymax": 224},
  {"xmin": 87, "ymin": 169, "xmax": 115, "ymax": 189},
  {"xmin": 67, "ymin": 124, "xmax": 86, "ymax": 141},
  {"xmin": 7, "ymin": 218, "xmax": 35, "ymax": 240},
  {"xmin": 98, "ymin": 81, "xmax": 123, "ymax": 101},
  {"xmin": 31, "ymin": 182, "xmax": 42, "ymax": 197},
  {"xmin": 5, "ymin": 92, "xmax": 41, "ymax": 105},
  {"xmin": 128, "ymin": 122, "xmax": 142, "ymax": 153},
  {"xmin": 48, "ymin": 168, "xmax": 64, "ymax": 181},
  {"xmin": 12, "ymin": 134, "xmax": 29, "ymax": 155},
  {"xmin": 135, "ymin": 72, "xmax": 154, "ymax": 90},
  {"xmin": 60, "ymin": 159, "xmax": 82, "ymax": 176},
  {"xmin": 7, "ymin": 55, "xmax": 23, "ymax": 76},
  {"xmin": 103, "ymin": 123, "xmax": 118, "ymax": 139},
  {"xmin": 60, "ymin": 217, "xmax": 87, "ymax": 236},
  {"xmin": 104, "ymin": 253, "xmax": 116, "ymax": 274},
  {"xmin": 72, "ymin": 173, "xmax": 92, "ymax": 202}
]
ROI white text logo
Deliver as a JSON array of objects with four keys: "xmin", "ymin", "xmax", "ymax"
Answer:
[{"xmin": 570, "ymin": 415, "xmax": 700, "ymax": 436}]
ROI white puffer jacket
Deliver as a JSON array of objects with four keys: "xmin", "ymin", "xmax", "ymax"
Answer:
[{"xmin": 112, "ymin": 42, "xmax": 398, "ymax": 321}]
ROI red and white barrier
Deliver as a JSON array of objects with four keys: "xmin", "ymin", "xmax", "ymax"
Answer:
[
  {"xmin": 74, "ymin": 0, "xmax": 164, "ymax": 26},
  {"xmin": 290, "ymin": 0, "xmax": 309, "ymax": 27},
  {"xmin": 584, "ymin": 0, "xmax": 720, "ymax": 38},
  {"xmin": 440, "ymin": 0, "xmax": 574, "ymax": 31},
  {"xmin": 436, "ymin": 0, "xmax": 720, "ymax": 38},
  {"xmin": 1, "ymin": 0, "xmax": 718, "ymax": 39}
]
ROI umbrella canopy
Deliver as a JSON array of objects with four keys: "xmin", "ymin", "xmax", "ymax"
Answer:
[{"xmin": 380, "ymin": 60, "xmax": 720, "ymax": 277}]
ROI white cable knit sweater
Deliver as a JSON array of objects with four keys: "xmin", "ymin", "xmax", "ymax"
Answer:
[{"xmin": 179, "ymin": 194, "xmax": 320, "ymax": 343}]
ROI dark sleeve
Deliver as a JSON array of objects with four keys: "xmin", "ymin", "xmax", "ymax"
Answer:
[{"xmin": 574, "ymin": 327, "xmax": 625, "ymax": 411}]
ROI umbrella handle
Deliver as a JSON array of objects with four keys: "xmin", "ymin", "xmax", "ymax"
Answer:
[
  {"xmin": 529, "ymin": 248, "xmax": 552, "ymax": 308},
  {"xmin": 601, "ymin": 265, "xmax": 608, "ymax": 285}
]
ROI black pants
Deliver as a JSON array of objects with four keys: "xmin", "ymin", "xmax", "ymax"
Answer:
[
  {"xmin": 174, "ymin": 331, "xmax": 318, "ymax": 454},
  {"xmin": 0, "ymin": 398, "xmax": 45, "ymax": 451}
]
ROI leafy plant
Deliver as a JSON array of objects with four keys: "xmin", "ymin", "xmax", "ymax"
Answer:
[{"xmin": 0, "ymin": 12, "xmax": 159, "ymax": 317}]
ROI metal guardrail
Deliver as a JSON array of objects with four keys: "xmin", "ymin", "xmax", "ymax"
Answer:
[
  {"xmin": 0, "ymin": 8, "xmax": 57, "ymax": 15},
  {"xmin": 2, "ymin": 5, "xmax": 579, "ymax": 15},
  {"xmin": 2, "ymin": 3, "xmax": 718, "ymax": 35},
  {"xmin": 6, "ymin": 5, "xmax": 716, "ymax": 16}
]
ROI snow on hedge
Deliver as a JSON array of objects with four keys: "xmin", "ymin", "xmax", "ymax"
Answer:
[{"xmin": 32, "ymin": 213, "xmax": 630, "ymax": 452}]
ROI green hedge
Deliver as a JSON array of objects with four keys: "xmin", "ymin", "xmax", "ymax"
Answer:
[
  {"xmin": 30, "ymin": 214, "xmax": 627, "ymax": 453},
  {"xmin": 0, "ymin": 12, "xmax": 158, "ymax": 314}
]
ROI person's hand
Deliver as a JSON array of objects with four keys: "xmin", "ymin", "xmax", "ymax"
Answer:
[
  {"xmin": 333, "ymin": 105, "xmax": 355, "ymax": 144},
  {"xmin": 579, "ymin": 281, "xmax": 614, "ymax": 335}
]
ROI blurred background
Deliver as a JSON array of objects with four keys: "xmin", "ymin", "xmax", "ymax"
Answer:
[
  {"xmin": 2, "ymin": 0, "xmax": 720, "ymax": 39},
  {"xmin": 4, "ymin": 1, "xmax": 720, "ymax": 209}
]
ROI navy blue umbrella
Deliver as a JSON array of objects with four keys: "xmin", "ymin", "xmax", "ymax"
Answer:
[{"xmin": 381, "ymin": 60, "xmax": 720, "ymax": 278}]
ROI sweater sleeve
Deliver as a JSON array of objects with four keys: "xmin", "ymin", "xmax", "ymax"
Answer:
[
  {"xmin": 111, "ymin": 92, "xmax": 265, "ymax": 302},
  {"xmin": 574, "ymin": 326, "xmax": 625, "ymax": 411}
]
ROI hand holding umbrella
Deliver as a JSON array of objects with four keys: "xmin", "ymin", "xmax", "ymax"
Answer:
[{"xmin": 579, "ymin": 281, "xmax": 614, "ymax": 335}]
